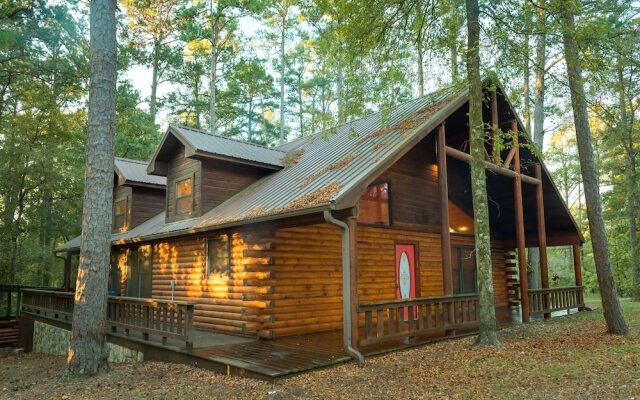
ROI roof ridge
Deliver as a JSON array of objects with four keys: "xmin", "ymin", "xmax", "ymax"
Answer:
[{"xmin": 173, "ymin": 124, "xmax": 287, "ymax": 154}]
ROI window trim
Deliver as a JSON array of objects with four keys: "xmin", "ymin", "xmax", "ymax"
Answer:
[
  {"xmin": 113, "ymin": 195, "xmax": 129, "ymax": 232},
  {"xmin": 452, "ymin": 245, "xmax": 477, "ymax": 294},
  {"xmin": 206, "ymin": 234, "xmax": 231, "ymax": 276},
  {"xmin": 175, "ymin": 174, "xmax": 195, "ymax": 215},
  {"xmin": 357, "ymin": 180, "xmax": 392, "ymax": 227}
]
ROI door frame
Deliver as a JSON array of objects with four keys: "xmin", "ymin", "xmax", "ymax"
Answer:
[{"xmin": 394, "ymin": 240, "xmax": 421, "ymax": 298}]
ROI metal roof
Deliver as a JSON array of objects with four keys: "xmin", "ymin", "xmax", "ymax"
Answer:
[
  {"xmin": 170, "ymin": 125, "xmax": 286, "ymax": 168},
  {"xmin": 56, "ymin": 85, "xmax": 469, "ymax": 252},
  {"xmin": 115, "ymin": 157, "xmax": 166, "ymax": 187}
]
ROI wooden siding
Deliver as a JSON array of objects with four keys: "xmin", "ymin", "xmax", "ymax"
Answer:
[
  {"xmin": 373, "ymin": 140, "xmax": 440, "ymax": 230},
  {"xmin": 200, "ymin": 158, "xmax": 268, "ymax": 213},
  {"xmin": 166, "ymin": 146, "xmax": 201, "ymax": 223},
  {"xmin": 149, "ymin": 231, "xmax": 273, "ymax": 336},
  {"xmin": 130, "ymin": 186, "xmax": 165, "ymax": 228}
]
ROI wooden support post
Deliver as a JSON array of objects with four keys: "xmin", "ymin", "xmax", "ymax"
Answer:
[
  {"xmin": 347, "ymin": 216, "xmax": 360, "ymax": 349},
  {"xmin": 438, "ymin": 124, "xmax": 455, "ymax": 336},
  {"xmin": 535, "ymin": 164, "xmax": 550, "ymax": 319},
  {"xmin": 572, "ymin": 244, "xmax": 584, "ymax": 311},
  {"xmin": 490, "ymin": 89, "xmax": 500, "ymax": 164},
  {"xmin": 63, "ymin": 254, "xmax": 72, "ymax": 292},
  {"xmin": 513, "ymin": 121, "xmax": 530, "ymax": 323}
]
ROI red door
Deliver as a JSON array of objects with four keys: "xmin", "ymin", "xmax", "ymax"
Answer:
[{"xmin": 396, "ymin": 243, "xmax": 417, "ymax": 321}]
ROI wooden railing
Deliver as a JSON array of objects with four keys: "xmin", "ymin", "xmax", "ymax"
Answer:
[
  {"xmin": 107, "ymin": 296, "xmax": 195, "ymax": 349},
  {"xmin": 528, "ymin": 286, "xmax": 584, "ymax": 316},
  {"xmin": 21, "ymin": 289, "xmax": 195, "ymax": 349},
  {"xmin": 357, "ymin": 294, "xmax": 479, "ymax": 347}
]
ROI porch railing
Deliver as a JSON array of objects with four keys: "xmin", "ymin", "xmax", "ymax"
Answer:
[
  {"xmin": 528, "ymin": 286, "xmax": 584, "ymax": 316},
  {"xmin": 357, "ymin": 294, "xmax": 478, "ymax": 347},
  {"xmin": 21, "ymin": 289, "xmax": 195, "ymax": 349}
]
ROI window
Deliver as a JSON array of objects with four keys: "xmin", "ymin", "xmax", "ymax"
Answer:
[
  {"xmin": 176, "ymin": 176, "xmax": 194, "ymax": 214},
  {"xmin": 126, "ymin": 246, "xmax": 152, "ymax": 298},
  {"xmin": 114, "ymin": 198, "xmax": 128, "ymax": 231},
  {"xmin": 452, "ymin": 246, "xmax": 477, "ymax": 294},
  {"xmin": 358, "ymin": 182, "xmax": 390, "ymax": 225},
  {"xmin": 108, "ymin": 253, "xmax": 121, "ymax": 295},
  {"xmin": 207, "ymin": 235, "xmax": 230, "ymax": 276}
]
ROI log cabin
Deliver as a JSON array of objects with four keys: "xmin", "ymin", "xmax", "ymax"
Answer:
[{"xmin": 21, "ymin": 78, "xmax": 585, "ymax": 374}]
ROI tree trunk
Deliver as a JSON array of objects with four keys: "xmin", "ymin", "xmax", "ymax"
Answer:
[
  {"xmin": 450, "ymin": 38, "xmax": 458, "ymax": 84},
  {"xmin": 417, "ymin": 29, "xmax": 425, "ymax": 97},
  {"xmin": 279, "ymin": 9, "xmax": 286, "ymax": 143},
  {"xmin": 336, "ymin": 50, "xmax": 345, "ymax": 124},
  {"xmin": 38, "ymin": 189, "xmax": 53, "ymax": 287},
  {"xmin": 523, "ymin": 0, "xmax": 532, "ymax": 135},
  {"xmin": 559, "ymin": 2, "xmax": 628, "ymax": 334},
  {"xmin": 65, "ymin": 0, "xmax": 117, "ymax": 376},
  {"xmin": 617, "ymin": 61, "xmax": 640, "ymax": 302},
  {"xmin": 149, "ymin": 41, "xmax": 159, "ymax": 124},
  {"xmin": 466, "ymin": 0, "xmax": 501, "ymax": 347},
  {"xmin": 209, "ymin": 5, "xmax": 220, "ymax": 135},
  {"xmin": 527, "ymin": 1, "xmax": 547, "ymax": 291}
]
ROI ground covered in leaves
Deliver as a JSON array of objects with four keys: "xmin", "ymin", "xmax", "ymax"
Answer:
[{"xmin": 1, "ymin": 297, "xmax": 639, "ymax": 399}]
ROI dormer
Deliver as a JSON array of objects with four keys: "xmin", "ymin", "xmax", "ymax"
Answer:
[
  {"xmin": 147, "ymin": 125, "xmax": 285, "ymax": 223},
  {"xmin": 113, "ymin": 157, "xmax": 166, "ymax": 233}
]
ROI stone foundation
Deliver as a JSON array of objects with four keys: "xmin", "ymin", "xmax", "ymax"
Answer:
[{"xmin": 33, "ymin": 321, "xmax": 143, "ymax": 363}]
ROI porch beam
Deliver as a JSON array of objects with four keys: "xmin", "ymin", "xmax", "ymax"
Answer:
[
  {"xmin": 513, "ymin": 121, "xmax": 530, "ymax": 323},
  {"xmin": 445, "ymin": 146, "xmax": 541, "ymax": 185},
  {"xmin": 438, "ymin": 124, "xmax": 453, "ymax": 297},
  {"xmin": 535, "ymin": 164, "xmax": 550, "ymax": 319}
]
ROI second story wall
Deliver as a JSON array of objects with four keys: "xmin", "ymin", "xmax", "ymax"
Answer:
[{"xmin": 200, "ymin": 158, "xmax": 269, "ymax": 212}]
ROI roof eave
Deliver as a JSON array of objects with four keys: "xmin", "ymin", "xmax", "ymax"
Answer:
[{"xmin": 187, "ymin": 149, "xmax": 284, "ymax": 170}]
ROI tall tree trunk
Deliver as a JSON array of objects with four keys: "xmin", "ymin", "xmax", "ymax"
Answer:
[
  {"xmin": 466, "ymin": 0, "xmax": 500, "ymax": 347},
  {"xmin": 617, "ymin": 61, "xmax": 640, "ymax": 302},
  {"xmin": 523, "ymin": 0, "xmax": 532, "ymax": 135},
  {"xmin": 450, "ymin": 38, "xmax": 458, "ymax": 83},
  {"xmin": 209, "ymin": 5, "xmax": 220, "ymax": 135},
  {"xmin": 279, "ymin": 11, "xmax": 286, "ymax": 144},
  {"xmin": 194, "ymin": 74, "xmax": 200, "ymax": 129},
  {"xmin": 149, "ymin": 41, "xmax": 159, "ymax": 124},
  {"xmin": 65, "ymin": 0, "xmax": 117, "ymax": 376},
  {"xmin": 527, "ymin": 0, "xmax": 547, "ymax": 290},
  {"xmin": 559, "ymin": 1, "xmax": 628, "ymax": 335},
  {"xmin": 417, "ymin": 29, "xmax": 425, "ymax": 97},
  {"xmin": 38, "ymin": 189, "xmax": 53, "ymax": 287},
  {"xmin": 336, "ymin": 50, "xmax": 345, "ymax": 124}
]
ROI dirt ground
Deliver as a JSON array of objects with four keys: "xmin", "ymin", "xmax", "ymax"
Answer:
[{"xmin": 1, "ymin": 299, "xmax": 639, "ymax": 400}]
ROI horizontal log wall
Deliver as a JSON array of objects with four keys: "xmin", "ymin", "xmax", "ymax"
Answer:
[
  {"xmin": 252, "ymin": 224, "xmax": 344, "ymax": 338},
  {"xmin": 149, "ymin": 231, "xmax": 274, "ymax": 335}
]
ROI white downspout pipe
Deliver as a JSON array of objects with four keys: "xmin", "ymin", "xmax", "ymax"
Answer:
[{"xmin": 323, "ymin": 210, "xmax": 365, "ymax": 367}]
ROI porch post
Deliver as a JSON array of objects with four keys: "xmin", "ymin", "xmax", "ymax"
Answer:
[
  {"xmin": 512, "ymin": 121, "xmax": 530, "ymax": 323},
  {"xmin": 438, "ymin": 124, "xmax": 453, "ymax": 296},
  {"xmin": 535, "ymin": 164, "xmax": 550, "ymax": 319},
  {"xmin": 347, "ymin": 216, "xmax": 359, "ymax": 349},
  {"xmin": 63, "ymin": 254, "xmax": 72, "ymax": 292},
  {"xmin": 572, "ymin": 244, "xmax": 584, "ymax": 311}
]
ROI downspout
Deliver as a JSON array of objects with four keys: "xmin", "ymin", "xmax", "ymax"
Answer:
[{"xmin": 323, "ymin": 210, "xmax": 365, "ymax": 367}]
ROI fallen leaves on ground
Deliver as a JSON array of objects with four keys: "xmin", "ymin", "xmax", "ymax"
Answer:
[{"xmin": 1, "ymin": 301, "xmax": 639, "ymax": 400}]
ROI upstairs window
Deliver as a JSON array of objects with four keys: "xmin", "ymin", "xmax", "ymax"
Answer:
[
  {"xmin": 359, "ymin": 182, "xmax": 390, "ymax": 225},
  {"xmin": 176, "ymin": 176, "xmax": 194, "ymax": 214},
  {"xmin": 114, "ymin": 198, "xmax": 128, "ymax": 231},
  {"xmin": 207, "ymin": 235, "xmax": 231, "ymax": 276}
]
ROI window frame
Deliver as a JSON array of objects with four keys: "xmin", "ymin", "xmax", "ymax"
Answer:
[
  {"xmin": 357, "ymin": 180, "xmax": 392, "ymax": 227},
  {"xmin": 175, "ymin": 174, "xmax": 195, "ymax": 215},
  {"xmin": 113, "ymin": 195, "xmax": 129, "ymax": 232},
  {"xmin": 452, "ymin": 245, "xmax": 477, "ymax": 294},
  {"xmin": 206, "ymin": 234, "xmax": 231, "ymax": 276}
]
